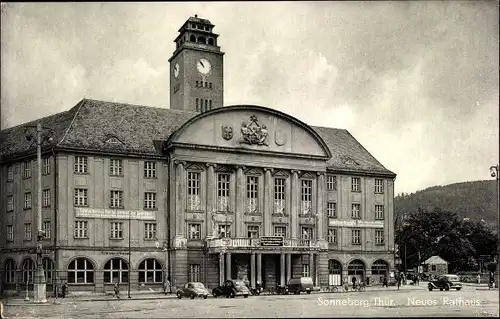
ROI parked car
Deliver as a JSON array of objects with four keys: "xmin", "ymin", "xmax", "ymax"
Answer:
[
  {"xmin": 428, "ymin": 275, "xmax": 462, "ymax": 291},
  {"xmin": 287, "ymin": 277, "xmax": 314, "ymax": 294},
  {"xmin": 212, "ymin": 280, "xmax": 250, "ymax": 298},
  {"xmin": 176, "ymin": 282, "xmax": 210, "ymax": 299}
]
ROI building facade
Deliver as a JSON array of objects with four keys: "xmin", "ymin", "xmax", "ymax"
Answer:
[{"xmin": 0, "ymin": 16, "xmax": 396, "ymax": 296}]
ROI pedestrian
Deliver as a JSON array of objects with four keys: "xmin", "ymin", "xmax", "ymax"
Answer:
[
  {"xmin": 477, "ymin": 273, "xmax": 481, "ymax": 284},
  {"xmin": 415, "ymin": 274, "xmax": 419, "ymax": 286},
  {"xmin": 351, "ymin": 276, "xmax": 357, "ymax": 290},
  {"xmin": 383, "ymin": 275, "xmax": 388, "ymax": 288},
  {"xmin": 397, "ymin": 274, "xmax": 401, "ymax": 290},
  {"xmin": 113, "ymin": 282, "xmax": 120, "ymax": 299},
  {"xmin": 489, "ymin": 272, "xmax": 495, "ymax": 289}
]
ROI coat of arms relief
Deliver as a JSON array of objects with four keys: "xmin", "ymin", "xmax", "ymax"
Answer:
[{"xmin": 240, "ymin": 115, "xmax": 268, "ymax": 146}]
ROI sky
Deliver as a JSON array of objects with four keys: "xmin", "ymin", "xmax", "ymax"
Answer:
[{"xmin": 1, "ymin": 1, "xmax": 498, "ymax": 194}]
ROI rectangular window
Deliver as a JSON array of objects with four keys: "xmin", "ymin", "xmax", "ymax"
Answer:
[
  {"xmin": 274, "ymin": 226, "xmax": 286, "ymax": 237},
  {"xmin": 218, "ymin": 224, "xmax": 231, "ymax": 238},
  {"xmin": 326, "ymin": 175, "xmax": 337, "ymax": 191},
  {"xmin": 74, "ymin": 156, "xmax": 88, "ymax": 173},
  {"xmin": 351, "ymin": 177, "xmax": 360, "ymax": 192},
  {"xmin": 7, "ymin": 225, "xmax": 14, "ymax": 241},
  {"xmin": 374, "ymin": 179, "xmax": 384, "ymax": 193},
  {"xmin": 7, "ymin": 195, "xmax": 14, "ymax": 212},
  {"xmin": 352, "ymin": 229, "xmax": 361, "ymax": 244},
  {"xmin": 327, "ymin": 202, "xmax": 337, "ymax": 218},
  {"xmin": 188, "ymin": 223, "xmax": 201, "ymax": 240},
  {"xmin": 274, "ymin": 178, "xmax": 286, "ymax": 214},
  {"xmin": 74, "ymin": 188, "xmax": 88, "ymax": 206},
  {"xmin": 189, "ymin": 264, "xmax": 200, "ymax": 282},
  {"xmin": 7, "ymin": 165, "xmax": 14, "ymax": 182},
  {"xmin": 217, "ymin": 173, "xmax": 230, "ymax": 212},
  {"xmin": 43, "ymin": 157, "xmax": 51, "ymax": 175},
  {"xmin": 375, "ymin": 230, "xmax": 384, "ymax": 244},
  {"xmin": 144, "ymin": 161, "xmax": 157, "ymax": 178},
  {"xmin": 42, "ymin": 189, "xmax": 51, "ymax": 207},
  {"xmin": 302, "ymin": 264, "xmax": 310, "ymax": 277},
  {"xmin": 351, "ymin": 203, "xmax": 361, "ymax": 219},
  {"xmin": 74, "ymin": 221, "xmax": 88, "ymax": 238},
  {"xmin": 246, "ymin": 176, "xmax": 258, "ymax": 213},
  {"xmin": 110, "ymin": 222, "xmax": 123, "ymax": 239},
  {"xmin": 209, "ymin": 100, "xmax": 212, "ymax": 109},
  {"xmin": 144, "ymin": 223, "xmax": 157, "ymax": 240},
  {"xmin": 375, "ymin": 205, "xmax": 384, "ymax": 220},
  {"xmin": 431, "ymin": 265, "xmax": 437, "ymax": 271},
  {"xmin": 24, "ymin": 223, "xmax": 32, "ymax": 240},
  {"xmin": 247, "ymin": 225, "xmax": 259, "ymax": 238},
  {"xmin": 327, "ymin": 228, "xmax": 337, "ymax": 243},
  {"xmin": 24, "ymin": 192, "xmax": 32, "ymax": 209},
  {"xmin": 23, "ymin": 161, "xmax": 31, "ymax": 179},
  {"xmin": 110, "ymin": 190, "xmax": 123, "ymax": 208},
  {"xmin": 209, "ymin": 82, "xmax": 212, "ymax": 89},
  {"xmin": 301, "ymin": 227, "xmax": 313, "ymax": 240},
  {"xmin": 300, "ymin": 179, "xmax": 312, "ymax": 214},
  {"xmin": 187, "ymin": 171, "xmax": 201, "ymax": 211},
  {"xmin": 144, "ymin": 192, "xmax": 157, "ymax": 209},
  {"xmin": 109, "ymin": 159, "xmax": 123, "ymax": 176},
  {"xmin": 43, "ymin": 221, "xmax": 51, "ymax": 239},
  {"xmin": 196, "ymin": 98, "xmax": 199, "ymax": 112}
]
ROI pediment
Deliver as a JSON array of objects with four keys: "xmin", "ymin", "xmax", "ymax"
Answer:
[
  {"xmin": 185, "ymin": 163, "xmax": 205, "ymax": 171},
  {"xmin": 300, "ymin": 172, "xmax": 316, "ymax": 179},
  {"xmin": 244, "ymin": 168, "xmax": 262, "ymax": 176},
  {"xmin": 273, "ymin": 170, "xmax": 290, "ymax": 177},
  {"xmin": 215, "ymin": 165, "xmax": 235, "ymax": 173}
]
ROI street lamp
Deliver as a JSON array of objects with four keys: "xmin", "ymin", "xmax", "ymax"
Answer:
[
  {"xmin": 128, "ymin": 211, "xmax": 132, "ymax": 299},
  {"xmin": 24, "ymin": 123, "xmax": 54, "ymax": 304},
  {"xmin": 489, "ymin": 165, "xmax": 499, "ymax": 281}
]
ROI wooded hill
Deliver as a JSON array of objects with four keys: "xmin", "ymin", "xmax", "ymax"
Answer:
[{"xmin": 395, "ymin": 180, "xmax": 498, "ymax": 226}]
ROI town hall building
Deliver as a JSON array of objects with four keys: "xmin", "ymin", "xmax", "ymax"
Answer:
[{"xmin": 0, "ymin": 15, "xmax": 396, "ymax": 295}]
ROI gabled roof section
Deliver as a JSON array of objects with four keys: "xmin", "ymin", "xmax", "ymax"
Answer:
[
  {"xmin": 422, "ymin": 255, "xmax": 449, "ymax": 265},
  {"xmin": 312, "ymin": 126, "xmax": 396, "ymax": 177}
]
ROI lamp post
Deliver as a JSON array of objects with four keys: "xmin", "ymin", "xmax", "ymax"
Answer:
[
  {"xmin": 128, "ymin": 211, "xmax": 132, "ymax": 299},
  {"xmin": 25, "ymin": 123, "xmax": 54, "ymax": 304},
  {"xmin": 489, "ymin": 165, "xmax": 499, "ymax": 281}
]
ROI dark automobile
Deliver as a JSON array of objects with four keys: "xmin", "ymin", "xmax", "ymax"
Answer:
[
  {"xmin": 428, "ymin": 275, "xmax": 462, "ymax": 291},
  {"xmin": 212, "ymin": 280, "xmax": 250, "ymax": 298},
  {"xmin": 176, "ymin": 282, "xmax": 210, "ymax": 299}
]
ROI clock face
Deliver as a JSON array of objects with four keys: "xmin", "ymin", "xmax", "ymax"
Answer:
[
  {"xmin": 173, "ymin": 63, "xmax": 180, "ymax": 78},
  {"xmin": 196, "ymin": 58, "xmax": 211, "ymax": 75}
]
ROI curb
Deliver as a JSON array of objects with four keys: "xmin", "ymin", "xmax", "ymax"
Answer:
[{"xmin": 4, "ymin": 294, "xmax": 180, "ymax": 306}]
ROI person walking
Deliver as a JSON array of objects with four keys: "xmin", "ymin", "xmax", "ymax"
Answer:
[
  {"xmin": 397, "ymin": 274, "xmax": 401, "ymax": 290},
  {"xmin": 383, "ymin": 275, "xmax": 388, "ymax": 288},
  {"xmin": 113, "ymin": 282, "xmax": 120, "ymax": 299},
  {"xmin": 415, "ymin": 274, "xmax": 419, "ymax": 286},
  {"xmin": 351, "ymin": 276, "xmax": 357, "ymax": 290}
]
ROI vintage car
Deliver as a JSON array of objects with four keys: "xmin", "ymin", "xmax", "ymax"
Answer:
[
  {"xmin": 176, "ymin": 282, "xmax": 210, "ymax": 299},
  {"xmin": 287, "ymin": 277, "xmax": 314, "ymax": 294},
  {"xmin": 428, "ymin": 274, "xmax": 462, "ymax": 291},
  {"xmin": 212, "ymin": 280, "xmax": 250, "ymax": 298}
]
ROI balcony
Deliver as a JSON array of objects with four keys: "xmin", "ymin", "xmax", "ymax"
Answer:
[{"xmin": 206, "ymin": 237, "xmax": 320, "ymax": 252}]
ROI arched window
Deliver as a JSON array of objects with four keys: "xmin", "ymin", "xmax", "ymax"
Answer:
[
  {"xmin": 43, "ymin": 258, "xmax": 55, "ymax": 284},
  {"xmin": 208, "ymin": 38, "xmax": 214, "ymax": 46},
  {"xmin": 22, "ymin": 259, "xmax": 35, "ymax": 284},
  {"xmin": 4, "ymin": 259, "xmax": 16, "ymax": 283},
  {"xmin": 371, "ymin": 260, "xmax": 388, "ymax": 275},
  {"xmin": 197, "ymin": 36, "xmax": 206, "ymax": 44},
  {"xmin": 138, "ymin": 259, "xmax": 163, "ymax": 283},
  {"xmin": 67, "ymin": 258, "xmax": 94, "ymax": 284},
  {"xmin": 104, "ymin": 258, "xmax": 129, "ymax": 283},
  {"xmin": 328, "ymin": 259, "xmax": 342, "ymax": 286},
  {"xmin": 347, "ymin": 259, "xmax": 365, "ymax": 275},
  {"xmin": 190, "ymin": 35, "xmax": 196, "ymax": 42}
]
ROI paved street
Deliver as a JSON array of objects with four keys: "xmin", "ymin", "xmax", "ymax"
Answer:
[{"xmin": 2, "ymin": 285, "xmax": 498, "ymax": 318}]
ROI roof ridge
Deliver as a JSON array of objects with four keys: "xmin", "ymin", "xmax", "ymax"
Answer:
[{"xmin": 57, "ymin": 99, "xmax": 86, "ymax": 146}]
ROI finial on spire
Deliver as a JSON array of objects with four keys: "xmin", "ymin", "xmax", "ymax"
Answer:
[{"xmin": 194, "ymin": 14, "xmax": 198, "ymax": 18}]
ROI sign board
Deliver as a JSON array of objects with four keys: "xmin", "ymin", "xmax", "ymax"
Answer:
[
  {"xmin": 75, "ymin": 208, "xmax": 156, "ymax": 220},
  {"xmin": 260, "ymin": 236, "xmax": 284, "ymax": 247},
  {"xmin": 328, "ymin": 219, "xmax": 384, "ymax": 228}
]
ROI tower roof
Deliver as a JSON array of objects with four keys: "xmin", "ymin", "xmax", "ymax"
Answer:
[{"xmin": 178, "ymin": 15, "xmax": 214, "ymax": 32}]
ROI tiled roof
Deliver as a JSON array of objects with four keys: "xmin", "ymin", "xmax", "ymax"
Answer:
[
  {"xmin": 423, "ymin": 255, "xmax": 449, "ymax": 265},
  {"xmin": 0, "ymin": 99, "xmax": 395, "ymax": 177}
]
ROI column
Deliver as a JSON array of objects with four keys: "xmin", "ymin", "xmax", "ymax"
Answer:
[
  {"xmin": 235, "ymin": 166, "xmax": 245, "ymax": 237},
  {"xmin": 290, "ymin": 170, "xmax": 300, "ymax": 239},
  {"xmin": 256, "ymin": 253, "xmax": 262, "ymax": 285},
  {"xmin": 225, "ymin": 252, "xmax": 232, "ymax": 280},
  {"xmin": 316, "ymin": 173, "xmax": 325, "ymax": 240},
  {"xmin": 309, "ymin": 252, "xmax": 315, "ymax": 285},
  {"xmin": 365, "ymin": 269, "xmax": 372, "ymax": 285},
  {"xmin": 263, "ymin": 168, "xmax": 273, "ymax": 236},
  {"xmin": 286, "ymin": 253, "xmax": 292, "ymax": 283},
  {"xmin": 174, "ymin": 161, "xmax": 186, "ymax": 240},
  {"xmin": 250, "ymin": 253, "xmax": 256, "ymax": 289},
  {"xmin": 280, "ymin": 253, "xmax": 286, "ymax": 286},
  {"xmin": 219, "ymin": 252, "xmax": 225, "ymax": 286},
  {"xmin": 206, "ymin": 163, "xmax": 216, "ymax": 239}
]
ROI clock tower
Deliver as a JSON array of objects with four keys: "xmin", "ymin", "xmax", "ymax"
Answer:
[{"xmin": 169, "ymin": 15, "xmax": 224, "ymax": 113}]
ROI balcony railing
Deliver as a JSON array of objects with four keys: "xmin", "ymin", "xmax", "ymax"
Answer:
[{"xmin": 206, "ymin": 237, "xmax": 319, "ymax": 249}]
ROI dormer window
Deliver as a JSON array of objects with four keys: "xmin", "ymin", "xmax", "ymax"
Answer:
[
  {"xmin": 205, "ymin": 26, "xmax": 209, "ymax": 31},
  {"xmin": 191, "ymin": 23, "xmax": 196, "ymax": 28},
  {"xmin": 106, "ymin": 137, "xmax": 122, "ymax": 144}
]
